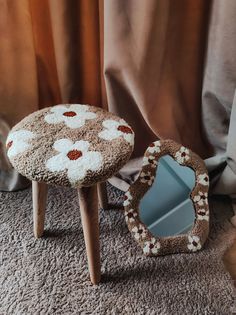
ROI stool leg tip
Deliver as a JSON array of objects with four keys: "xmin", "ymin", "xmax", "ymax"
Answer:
[
  {"xmin": 34, "ymin": 230, "xmax": 44, "ymax": 238},
  {"xmin": 91, "ymin": 274, "xmax": 101, "ymax": 285}
]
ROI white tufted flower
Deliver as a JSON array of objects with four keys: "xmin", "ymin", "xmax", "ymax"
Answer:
[
  {"xmin": 46, "ymin": 139, "xmax": 103, "ymax": 185},
  {"xmin": 140, "ymin": 171, "xmax": 155, "ymax": 186},
  {"xmin": 123, "ymin": 191, "xmax": 133, "ymax": 207},
  {"xmin": 124, "ymin": 208, "xmax": 138, "ymax": 223},
  {"xmin": 143, "ymin": 238, "xmax": 161, "ymax": 255},
  {"xmin": 193, "ymin": 191, "xmax": 208, "ymax": 206},
  {"xmin": 98, "ymin": 119, "xmax": 134, "ymax": 145},
  {"xmin": 131, "ymin": 224, "xmax": 147, "ymax": 240},
  {"xmin": 44, "ymin": 104, "xmax": 96, "ymax": 129},
  {"xmin": 6, "ymin": 130, "xmax": 35, "ymax": 158},
  {"xmin": 175, "ymin": 146, "xmax": 190, "ymax": 164},
  {"xmin": 147, "ymin": 141, "xmax": 161, "ymax": 154},
  {"xmin": 197, "ymin": 173, "xmax": 209, "ymax": 187},
  {"xmin": 142, "ymin": 155, "xmax": 158, "ymax": 168},
  {"xmin": 187, "ymin": 235, "xmax": 202, "ymax": 252},
  {"xmin": 197, "ymin": 209, "xmax": 209, "ymax": 221}
]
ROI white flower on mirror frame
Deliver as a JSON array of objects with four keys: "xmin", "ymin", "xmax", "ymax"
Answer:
[
  {"xmin": 98, "ymin": 119, "xmax": 134, "ymax": 145},
  {"xmin": 131, "ymin": 224, "xmax": 147, "ymax": 240},
  {"xmin": 45, "ymin": 138, "xmax": 103, "ymax": 186},
  {"xmin": 123, "ymin": 191, "xmax": 133, "ymax": 207},
  {"xmin": 6, "ymin": 130, "xmax": 35, "ymax": 158},
  {"xmin": 44, "ymin": 104, "xmax": 97, "ymax": 129},
  {"xmin": 143, "ymin": 238, "xmax": 161, "ymax": 255},
  {"xmin": 197, "ymin": 173, "xmax": 209, "ymax": 186},
  {"xmin": 142, "ymin": 155, "xmax": 158, "ymax": 168},
  {"xmin": 147, "ymin": 140, "xmax": 161, "ymax": 154},
  {"xmin": 197, "ymin": 209, "xmax": 209, "ymax": 221},
  {"xmin": 187, "ymin": 235, "xmax": 202, "ymax": 252},
  {"xmin": 124, "ymin": 208, "xmax": 138, "ymax": 223},
  {"xmin": 140, "ymin": 171, "xmax": 155, "ymax": 186},
  {"xmin": 193, "ymin": 191, "xmax": 208, "ymax": 206},
  {"xmin": 175, "ymin": 146, "xmax": 190, "ymax": 164}
]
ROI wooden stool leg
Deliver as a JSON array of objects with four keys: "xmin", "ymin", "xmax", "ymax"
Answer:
[
  {"xmin": 78, "ymin": 185, "xmax": 101, "ymax": 285},
  {"xmin": 97, "ymin": 182, "xmax": 108, "ymax": 210},
  {"xmin": 32, "ymin": 181, "xmax": 48, "ymax": 238}
]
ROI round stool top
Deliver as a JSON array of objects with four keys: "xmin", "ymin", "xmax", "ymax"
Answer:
[{"xmin": 6, "ymin": 104, "xmax": 134, "ymax": 187}]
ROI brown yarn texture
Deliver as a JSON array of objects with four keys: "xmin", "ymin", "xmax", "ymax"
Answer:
[{"xmin": 7, "ymin": 105, "xmax": 134, "ymax": 188}]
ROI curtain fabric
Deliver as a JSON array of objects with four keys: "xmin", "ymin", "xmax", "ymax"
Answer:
[
  {"xmin": 202, "ymin": 0, "xmax": 236, "ymax": 198},
  {"xmin": 0, "ymin": 0, "xmax": 235, "ymax": 197},
  {"xmin": 0, "ymin": 0, "xmax": 104, "ymax": 125},
  {"xmin": 104, "ymin": 0, "xmax": 212, "ymax": 190}
]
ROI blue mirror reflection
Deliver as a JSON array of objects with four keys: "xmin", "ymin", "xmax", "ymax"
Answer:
[{"xmin": 139, "ymin": 155, "xmax": 195, "ymax": 237}]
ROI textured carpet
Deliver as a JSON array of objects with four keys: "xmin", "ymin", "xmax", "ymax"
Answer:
[{"xmin": 0, "ymin": 184, "xmax": 236, "ymax": 315}]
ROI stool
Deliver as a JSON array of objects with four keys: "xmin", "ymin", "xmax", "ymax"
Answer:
[{"xmin": 6, "ymin": 104, "xmax": 134, "ymax": 284}]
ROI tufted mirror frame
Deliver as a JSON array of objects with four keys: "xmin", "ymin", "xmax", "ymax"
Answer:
[{"xmin": 123, "ymin": 139, "xmax": 210, "ymax": 256}]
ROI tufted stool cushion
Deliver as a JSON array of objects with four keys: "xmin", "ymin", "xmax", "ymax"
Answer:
[{"xmin": 6, "ymin": 104, "xmax": 134, "ymax": 188}]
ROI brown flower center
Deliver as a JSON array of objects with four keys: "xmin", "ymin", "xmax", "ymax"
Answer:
[
  {"xmin": 149, "ymin": 244, "xmax": 154, "ymax": 249},
  {"xmin": 144, "ymin": 175, "xmax": 150, "ymax": 180},
  {"xmin": 204, "ymin": 177, "xmax": 208, "ymax": 182},
  {"xmin": 67, "ymin": 149, "xmax": 82, "ymax": 160},
  {"xmin": 117, "ymin": 125, "xmax": 132, "ymax": 134},
  {"xmin": 63, "ymin": 111, "xmax": 77, "ymax": 117},
  {"xmin": 128, "ymin": 213, "xmax": 133, "ymax": 218},
  {"xmin": 198, "ymin": 211, "xmax": 205, "ymax": 216},
  {"xmin": 192, "ymin": 241, "xmax": 198, "ymax": 246},
  {"xmin": 150, "ymin": 143, "xmax": 155, "ymax": 147},
  {"xmin": 181, "ymin": 152, "xmax": 186, "ymax": 157},
  {"xmin": 138, "ymin": 229, "xmax": 143, "ymax": 234},
  {"xmin": 201, "ymin": 195, "xmax": 206, "ymax": 200},
  {"xmin": 7, "ymin": 140, "xmax": 13, "ymax": 149}
]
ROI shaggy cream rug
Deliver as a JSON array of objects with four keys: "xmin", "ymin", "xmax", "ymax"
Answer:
[{"xmin": 0, "ymin": 184, "xmax": 235, "ymax": 314}]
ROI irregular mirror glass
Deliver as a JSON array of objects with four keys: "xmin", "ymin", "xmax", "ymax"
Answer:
[{"xmin": 139, "ymin": 155, "xmax": 195, "ymax": 237}]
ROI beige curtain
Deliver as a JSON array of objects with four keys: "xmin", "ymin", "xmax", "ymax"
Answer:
[
  {"xmin": 104, "ymin": 0, "xmax": 212, "ymax": 158},
  {"xmin": 0, "ymin": 0, "xmax": 221, "ymax": 191},
  {"xmin": 203, "ymin": 0, "xmax": 236, "ymax": 195}
]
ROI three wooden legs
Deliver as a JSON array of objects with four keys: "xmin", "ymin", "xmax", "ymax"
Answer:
[{"xmin": 32, "ymin": 181, "xmax": 108, "ymax": 284}]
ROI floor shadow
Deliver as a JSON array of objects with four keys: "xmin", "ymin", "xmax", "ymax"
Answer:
[{"xmin": 43, "ymin": 228, "xmax": 81, "ymax": 239}]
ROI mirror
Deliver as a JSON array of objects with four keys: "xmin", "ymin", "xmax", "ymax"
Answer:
[
  {"xmin": 124, "ymin": 139, "xmax": 210, "ymax": 256},
  {"xmin": 139, "ymin": 155, "xmax": 195, "ymax": 237}
]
